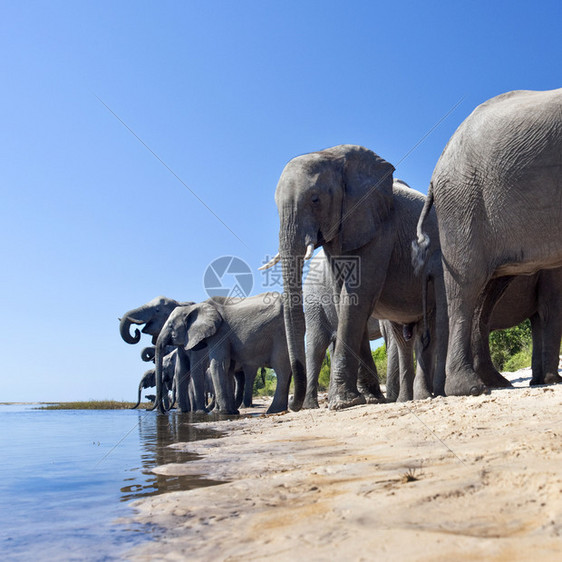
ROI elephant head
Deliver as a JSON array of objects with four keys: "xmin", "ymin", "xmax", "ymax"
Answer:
[
  {"xmin": 154, "ymin": 303, "xmax": 222, "ymax": 413},
  {"xmin": 119, "ymin": 296, "xmax": 194, "ymax": 345},
  {"xmin": 132, "ymin": 368, "xmax": 156, "ymax": 409},
  {"xmin": 264, "ymin": 145, "xmax": 394, "ymax": 410}
]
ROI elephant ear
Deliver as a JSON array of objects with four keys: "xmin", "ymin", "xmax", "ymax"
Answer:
[
  {"xmin": 183, "ymin": 303, "xmax": 222, "ymax": 350},
  {"xmin": 340, "ymin": 145, "xmax": 395, "ymax": 252}
]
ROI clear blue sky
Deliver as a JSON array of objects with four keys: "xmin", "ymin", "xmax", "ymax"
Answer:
[{"xmin": 1, "ymin": 1, "xmax": 560, "ymax": 401}]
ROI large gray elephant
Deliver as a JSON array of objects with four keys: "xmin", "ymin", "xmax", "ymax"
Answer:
[
  {"xmin": 414, "ymin": 88, "xmax": 562, "ymax": 396},
  {"xmin": 154, "ymin": 293, "xmax": 293, "ymax": 415},
  {"xmin": 264, "ymin": 145, "xmax": 448, "ymax": 410}
]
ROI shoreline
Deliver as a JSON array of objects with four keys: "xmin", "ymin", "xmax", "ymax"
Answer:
[{"xmin": 125, "ymin": 368, "xmax": 562, "ymax": 561}]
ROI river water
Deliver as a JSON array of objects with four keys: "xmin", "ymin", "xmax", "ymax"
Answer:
[{"xmin": 0, "ymin": 405, "xmax": 225, "ymax": 561}]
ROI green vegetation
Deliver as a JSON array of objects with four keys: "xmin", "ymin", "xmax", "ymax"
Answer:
[
  {"xmin": 253, "ymin": 367, "xmax": 278, "ymax": 396},
  {"xmin": 38, "ymin": 400, "xmax": 151, "ymax": 410},
  {"xmin": 318, "ymin": 352, "xmax": 331, "ymax": 391},
  {"xmin": 372, "ymin": 345, "xmax": 388, "ymax": 383},
  {"xmin": 316, "ymin": 344, "xmax": 389, "ymax": 391},
  {"xmin": 489, "ymin": 319, "xmax": 532, "ymax": 372}
]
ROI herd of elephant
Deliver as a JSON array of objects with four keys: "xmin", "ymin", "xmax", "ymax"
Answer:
[{"xmin": 119, "ymin": 88, "xmax": 562, "ymax": 415}]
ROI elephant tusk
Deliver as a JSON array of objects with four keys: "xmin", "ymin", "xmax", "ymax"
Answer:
[
  {"xmin": 304, "ymin": 243, "xmax": 314, "ymax": 260},
  {"xmin": 258, "ymin": 252, "xmax": 280, "ymax": 271}
]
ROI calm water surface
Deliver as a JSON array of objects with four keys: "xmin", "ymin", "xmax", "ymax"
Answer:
[{"xmin": 0, "ymin": 405, "xmax": 225, "ymax": 561}]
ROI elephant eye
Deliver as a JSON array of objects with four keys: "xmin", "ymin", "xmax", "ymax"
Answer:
[{"xmin": 311, "ymin": 194, "xmax": 319, "ymax": 204}]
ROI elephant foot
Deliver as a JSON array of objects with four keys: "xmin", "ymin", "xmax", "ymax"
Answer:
[
  {"xmin": 413, "ymin": 381, "xmax": 433, "ymax": 400},
  {"xmin": 328, "ymin": 386, "xmax": 366, "ymax": 410},
  {"xmin": 444, "ymin": 369, "xmax": 488, "ymax": 397},
  {"xmin": 266, "ymin": 404, "xmax": 288, "ymax": 414},
  {"xmin": 216, "ymin": 407, "xmax": 240, "ymax": 415},
  {"xmin": 357, "ymin": 378, "xmax": 385, "ymax": 404},
  {"xmin": 396, "ymin": 392, "xmax": 413, "ymax": 403},
  {"xmin": 413, "ymin": 389, "xmax": 433, "ymax": 400},
  {"xmin": 359, "ymin": 389, "xmax": 386, "ymax": 404},
  {"xmin": 302, "ymin": 397, "xmax": 320, "ymax": 409},
  {"xmin": 533, "ymin": 372, "xmax": 562, "ymax": 386},
  {"xmin": 362, "ymin": 393, "xmax": 386, "ymax": 404},
  {"xmin": 478, "ymin": 368, "xmax": 512, "ymax": 388}
]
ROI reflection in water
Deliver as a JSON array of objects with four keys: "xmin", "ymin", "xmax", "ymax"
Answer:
[{"xmin": 120, "ymin": 412, "xmax": 225, "ymax": 501}]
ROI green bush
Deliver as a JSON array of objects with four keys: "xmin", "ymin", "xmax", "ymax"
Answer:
[
  {"xmin": 253, "ymin": 367, "xmax": 277, "ymax": 396},
  {"xmin": 372, "ymin": 345, "xmax": 387, "ymax": 384},
  {"xmin": 315, "ymin": 345, "xmax": 387, "ymax": 391},
  {"xmin": 318, "ymin": 351, "xmax": 331, "ymax": 391},
  {"xmin": 489, "ymin": 319, "xmax": 532, "ymax": 371},
  {"xmin": 503, "ymin": 348, "xmax": 533, "ymax": 372}
]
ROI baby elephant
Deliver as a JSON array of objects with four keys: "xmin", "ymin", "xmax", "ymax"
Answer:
[{"xmin": 154, "ymin": 293, "xmax": 292, "ymax": 415}]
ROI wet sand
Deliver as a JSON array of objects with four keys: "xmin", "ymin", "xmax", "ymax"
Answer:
[{"xmin": 126, "ymin": 365, "xmax": 562, "ymax": 561}]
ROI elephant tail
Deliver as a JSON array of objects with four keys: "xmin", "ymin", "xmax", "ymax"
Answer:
[{"xmin": 411, "ymin": 182, "xmax": 434, "ymax": 275}]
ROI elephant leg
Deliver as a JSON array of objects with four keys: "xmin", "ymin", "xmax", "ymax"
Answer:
[
  {"xmin": 187, "ymin": 349, "xmax": 208, "ymax": 413},
  {"xmin": 413, "ymin": 323, "xmax": 434, "ymax": 400},
  {"xmin": 174, "ymin": 349, "xmax": 191, "ymax": 413},
  {"xmin": 380, "ymin": 321, "xmax": 399, "ymax": 402},
  {"xmin": 234, "ymin": 370, "xmax": 247, "ymax": 408},
  {"xmin": 328, "ymin": 242, "xmax": 391, "ymax": 410},
  {"xmin": 472, "ymin": 277, "xmax": 513, "ymax": 388},
  {"xmin": 357, "ymin": 331, "xmax": 385, "ymax": 403},
  {"xmin": 391, "ymin": 323, "xmax": 416, "ymax": 402},
  {"xmin": 530, "ymin": 313, "xmax": 562, "ymax": 386},
  {"xmin": 304, "ymin": 325, "xmax": 333, "ymax": 409},
  {"xmin": 443, "ymin": 271, "xmax": 489, "ymax": 397},
  {"xmin": 328, "ymin": 306, "xmax": 371, "ymax": 410},
  {"xmin": 266, "ymin": 359, "xmax": 291, "ymax": 414},
  {"xmin": 208, "ymin": 349, "xmax": 238, "ymax": 415},
  {"xmin": 242, "ymin": 369, "xmax": 257, "ymax": 408},
  {"xmin": 530, "ymin": 313, "xmax": 544, "ymax": 385},
  {"xmin": 533, "ymin": 271, "xmax": 562, "ymax": 385},
  {"xmin": 162, "ymin": 384, "xmax": 171, "ymax": 410}
]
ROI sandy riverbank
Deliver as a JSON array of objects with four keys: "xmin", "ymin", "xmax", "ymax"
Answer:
[{"xmin": 126, "ymin": 366, "xmax": 562, "ymax": 561}]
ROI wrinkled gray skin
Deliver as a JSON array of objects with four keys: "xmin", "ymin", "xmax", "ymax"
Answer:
[
  {"xmin": 414, "ymin": 89, "xmax": 562, "ymax": 396},
  {"xmin": 154, "ymin": 293, "xmax": 292, "ymax": 415},
  {"xmin": 272, "ymin": 145, "xmax": 447, "ymax": 410},
  {"xmin": 120, "ymin": 297, "xmax": 195, "ymax": 411}
]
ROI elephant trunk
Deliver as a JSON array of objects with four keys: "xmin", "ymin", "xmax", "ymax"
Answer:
[
  {"xmin": 120, "ymin": 316, "xmax": 142, "ymax": 344},
  {"xmin": 141, "ymin": 346, "xmax": 156, "ymax": 362},
  {"xmin": 132, "ymin": 371, "xmax": 150, "ymax": 409},
  {"xmin": 154, "ymin": 344, "xmax": 168, "ymax": 413},
  {"xmin": 280, "ymin": 233, "xmax": 309, "ymax": 411}
]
